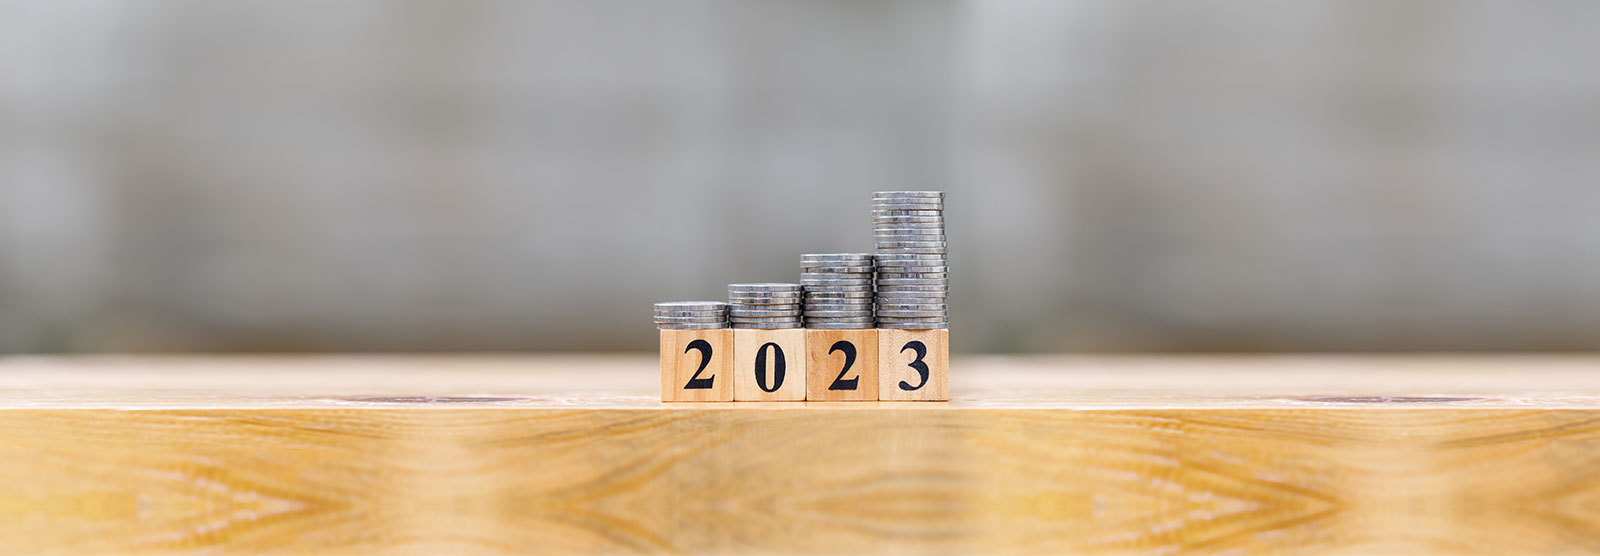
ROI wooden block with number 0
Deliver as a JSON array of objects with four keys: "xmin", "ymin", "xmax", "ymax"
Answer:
[
  {"xmin": 733, "ymin": 329, "xmax": 806, "ymax": 401},
  {"xmin": 660, "ymin": 329, "xmax": 734, "ymax": 402},
  {"xmin": 878, "ymin": 328, "xmax": 949, "ymax": 401},
  {"xmin": 805, "ymin": 329, "xmax": 878, "ymax": 401}
]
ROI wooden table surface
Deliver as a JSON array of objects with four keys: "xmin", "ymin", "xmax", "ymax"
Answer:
[{"xmin": 1, "ymin": 355, "xmax": 1597, "ymax": 554}]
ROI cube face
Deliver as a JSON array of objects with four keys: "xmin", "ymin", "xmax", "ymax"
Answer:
[
  {"xmin": 660, "ymin": 329, "xmax": 735, "ymax": 402},
  {"xmin": 732, "ymin": 329, "xmax": 807, "ymax": 401},
  {"xmin": 878, "ymin": 328, "xmax": 949, "ymax": 401},
  {"xmin": 805, "ymin": 329, "xmax": 879, "ymax": 401}
]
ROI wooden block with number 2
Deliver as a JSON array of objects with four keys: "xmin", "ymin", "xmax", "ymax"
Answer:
[
  {"xmin": 879, "ymin": 329, "xmax": 949, "ymax": 401},
  {"xmin": 660, "ymin": 329, "xmax": 734, "ymax": 402},
  {"xmin": 806, "ymin": 329, "xmax": 878, "ymax": 401}
]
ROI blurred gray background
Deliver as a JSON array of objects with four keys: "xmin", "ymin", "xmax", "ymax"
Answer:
[{"xmin": 2, "ymin": 0, "xmax": 1597, "ymax": 353}]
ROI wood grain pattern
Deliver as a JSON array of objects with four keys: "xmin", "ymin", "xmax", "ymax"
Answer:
[
  {"xmin": 878, "ymin": 328, "xmax": 949, "ymax": 401},
  {"xmin": 659, "ymin": 329, "xmax": 733, "ymax": 402},
  {"xmin": 732, "ymin": 329, "xmax": 806, "ymax": 401},
  {"xmin": 1, "ymin": 355, "xmax": 1598, "ymax": 555},
  {"xmin": 805, "ymin": 329, "xmax": 879, "ymax": 401}
]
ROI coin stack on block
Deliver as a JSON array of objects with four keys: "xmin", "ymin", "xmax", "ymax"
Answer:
[
  {"xmin": 800, "ymin": 253, "xmax": 877, "ymax": 329},
  {"xmin": 653, "ymin": 301, "xmax": 729, "ymax": 330},
  {"xmin": 727, "ymin": 283, "xmax": 803, "ymax": 329},
  {"xmin": 873, "ymin": 191, "xmax": 948, "ymax": 329}
]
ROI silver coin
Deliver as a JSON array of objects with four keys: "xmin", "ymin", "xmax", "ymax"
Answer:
[
  {"xmin": 805, "ymin": 301, "xmax": 876, "ymax": 308},
  {"xmin": 799, "ymin": 265, "xmax": 876, "ymax": 273},
  {"xmin": 877, "ymin": 277, "xmax": 950, "ymax": 285},
  {"xmin": 655, "ymin": 310, "xmax": 730, "ymax": 318},
  {"xmin": 800, "ymin": 280, "xmax": 874, "ymax": 288},
  {"xmin": 800, "ymin": 253, "xmax": 874, "ymax": 261},
  {"xmin": 728, "ymin": 297, "xmax": 802, "ymax": 303},
  {"xmin": 804, "ymin": 308, "xmax": 875, "ymax": 316},
  {"xmin": 728, "ymin": 283, "xmax": 801, "ymax": 291},
  {"xmin": 656, "ymin": 317, "xmax": 733, "ymax": 325},
  {"xmin": 806, "ymin": 323, "xmax": 875, "ymax": 330},
  {"xmin": 874, "ymin": 226, "xmax": 945, "ymax": 233},
  {"xmin": 875, "ymin": 253, "xmax": 948, "ymax": 260},
  {"xmin": 875, "ymin": 248, "xmax": 947, "ymax": 255},
  {"xmin": 656, "ymin": 323, "xmax": 729, "ymax": 330},
  {"xmin": 875, "ymin": 309, "xmax": 949, "ymax": 318},
  {"xmin": 872, "ymin": 191, "xmax": 944, "ymax": 199},
  {"xmin": 874, "ymin": 218, "xmax": 944, "ymax": 224},
  {"xmin": 731, "ymin": 323, "xmax": 804, "ymax": 330},
  {"xmin": 729, "ymin": 291, "xmax": 803, "ymax": 297},
  {"xmin": 873, "ymin": 229, "xmax": 945, "ymax": 236},
  {"xmin": 802, "ymin": 285, "xmax": 875, "ymax": 293},
  {"xmin": 803, "ymin": 291, "xmax": 876, "ymax": 298},
  {"xmin": 874, "ymin": 265, "xmax": 948, "ymax": 271},
  {"xmin": 875, "ymin": 240, "xmax": 948, "ymax": 248},
  {"xmin": 872, "ymin": 209, "xmax": 943, "ymax": 216},
  {"xmin": 876, "ymin": 283, "xmax": 948, "ymax": 290},
  {"xmin": 877, "ymin": 272, "xmax": 949, "ymax": 279},
  {"xmin": 729, "ymin": 314, "xmax": 804, "ymax": 321},
  {"xmin": 872, "ymin": 205, "xmax": 943, "ymax": 212},
  {"xmin": 729, "ymin": 309, "xmax": 800, "ymax": 319},
  {"xmin": 877, "ymin": 323, "xmax": 947, "ymax": 330},
  {"xmin": 877, "ymin": 275, "xmax": 950, "ymax": 282},
  {"xmin": 798, "ymin": 273, "xmax": 872, "ymax": 279},
  {"xmin": 874, "ymin": 236, "xmax": 946, "ymax": 244},
  {"xmin": 804, "ymin": 316, "xmax": 877, "ymax": 323},
  {"xmin": 876, "ymin": 314, "xmax": 948, "ymax": 321},
  {"xmin": 655, "ymin": 301, "xmax": 727, "ymax": 310},
  {"xmin": 878, "ymin": 306, "xmax": 948, "ymax": 313},
  {"xmin": 874, "ymin": 263, "xmax": 949, "ymax": 270}
]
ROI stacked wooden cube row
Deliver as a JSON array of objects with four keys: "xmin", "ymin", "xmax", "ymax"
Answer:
[{"xmin": 660, "ymin": 328, "xmax": 948, "ymax": 402}]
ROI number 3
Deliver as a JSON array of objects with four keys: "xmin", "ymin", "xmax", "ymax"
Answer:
[{"xmin": 899, "ymin": 340, "xmax": 929, "ymax": 391}]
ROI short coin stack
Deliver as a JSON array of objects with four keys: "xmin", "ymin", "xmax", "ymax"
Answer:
[
  {"xmin": 801, "ymin": 253, "xmax": 877, "ymax": 329},
  {"xmin": 727, "ymin": 283, "xmax": 803, "ymax": 329},
  {"xmin": 873, "ymin": 191, "xmax": 948, "ymax": 329},
  {"xmin": 653, "ymin": 301, "xmax": 728, "ymax": 330}
]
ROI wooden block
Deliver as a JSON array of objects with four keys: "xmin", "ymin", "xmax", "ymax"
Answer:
[
  {"xmin": 878, "ymin": 328, "xmax": 949, "ymax": 401},
  {"xmin": 805, "ymin": 329, "xmax": 878, "ymax": 401},
  {"xmin": 659, "ymin": 328, "xmax": 734, "ymax": 402},
  {"xmin": 732, "ymin": 328, "xmax": 806, "ymax": 401}
]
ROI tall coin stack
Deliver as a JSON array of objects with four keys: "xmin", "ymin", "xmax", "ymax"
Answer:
[
  {"xmin": 873, "ymin": 191, "xmax": 949, "ymax": 329},
  {"xmin": 727, "ymin": 283, "xmax": 803, "ymax": 329},
  {"xmin": 801, "ymin": 253, "xmax": 877, "ymax": 329},
  {"xmin": 654, "ymin": 301, "xmax": 728, "ymax": 330}
]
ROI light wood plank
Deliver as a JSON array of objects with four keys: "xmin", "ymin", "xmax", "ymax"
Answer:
[{"xmin": 0, "ymin": 356, "xmax": 1598, "ymax": 554}]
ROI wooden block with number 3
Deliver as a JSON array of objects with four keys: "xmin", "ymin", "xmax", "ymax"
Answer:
[
  {"xmin": 733, "ymin": 329, "xmax": 806, "ymax": 401},
  {"xmin": 878, "ymin": 328, "xmax": 949, "ymax": 401},
  {"xmin": 805, "ymin": 329, "xmax": 878, "ymax": 401},
  {"xmin": 660, "ymin": 329, "xmax": 734, "ymax": 402}
]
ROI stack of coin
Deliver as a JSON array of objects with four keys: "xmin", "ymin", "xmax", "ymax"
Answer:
[
  {"xmin": 727, "ymin": 283, "xmax": 803, "ymax": 329},
  {"xmin": 653, "ymin": 301, "xmax": 728, "ymax": 330},
  {"xmin": 873, "ymin": 191, "xmax": 948, "ymax": 329},
  {"xmin": 801, "ymin": 253, "xmax": 876, "ymax": 329}
]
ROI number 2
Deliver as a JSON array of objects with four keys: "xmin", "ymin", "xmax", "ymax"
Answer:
[
  {"xmin": 827, "ymin": 340, "xmax": 858, "ymax": 390},
  {"xmin": 899, "ymin": 341, "xmax": 929, "ymax": 391},
  {"xmin": 683, "ymin": 339, "xmax": 715, "ymax": 389}
]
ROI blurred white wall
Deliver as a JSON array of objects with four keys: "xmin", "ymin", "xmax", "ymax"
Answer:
[{"xmin": 0, "ymin": 0, "xmax": 1596, "ymax": 352}]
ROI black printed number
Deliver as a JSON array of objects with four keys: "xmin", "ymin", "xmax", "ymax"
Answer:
[
  {"xmin": 827, "ymin": 340, "xmax": 858, "ymax": 391},
  {"xmin": 898, "ymin": 341, "xmax": 929, "ymax": 391},
  {"xmin": 683, "ymin": 339, "xmax": 715, "ymax": 389},
  {"xmin": 754, "ymin": 342, "xmax": 786, "ymax": 393}
]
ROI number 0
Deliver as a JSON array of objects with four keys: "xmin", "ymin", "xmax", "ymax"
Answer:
[{"xmin": 754, "ymin": 342, "xmax": 786, "ymax": 393}]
